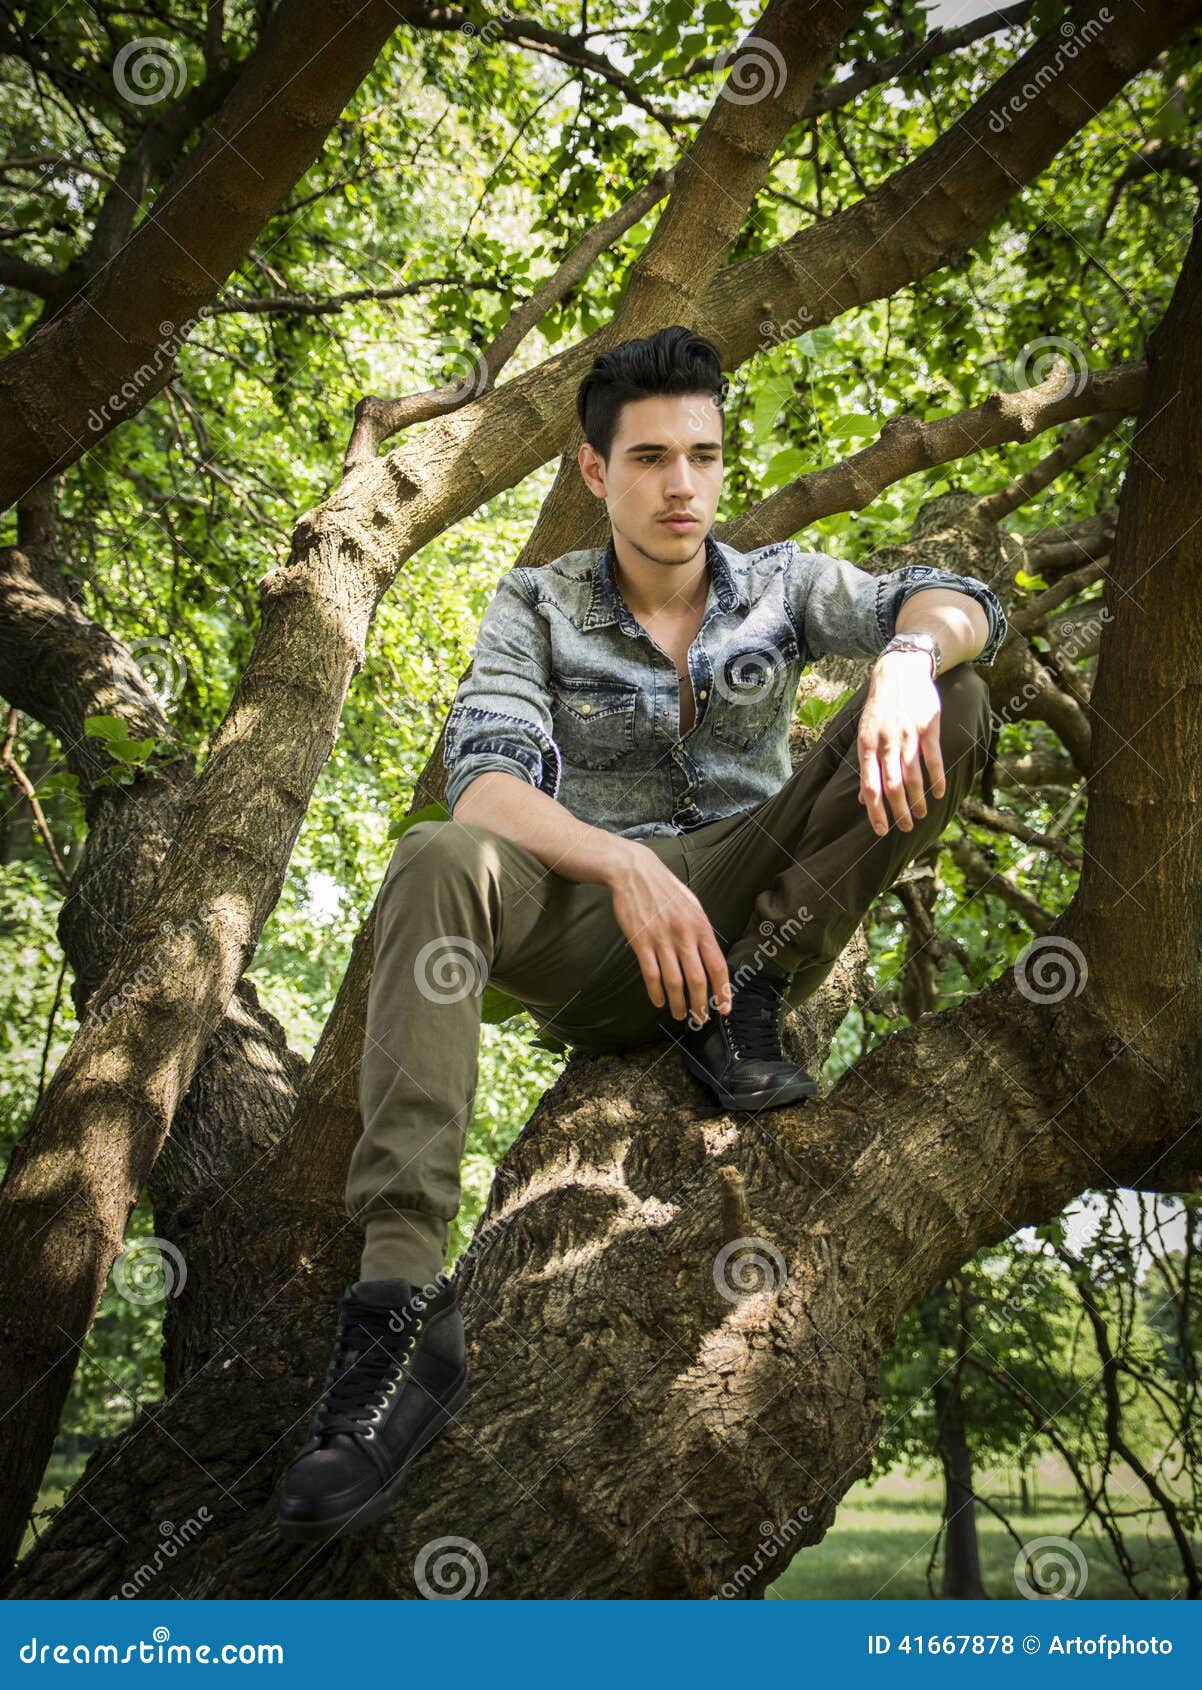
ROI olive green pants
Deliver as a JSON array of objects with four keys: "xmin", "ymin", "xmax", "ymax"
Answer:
[{"xmin": 348, "ymin": 663, "xmax": 992, "ymax": 1284}]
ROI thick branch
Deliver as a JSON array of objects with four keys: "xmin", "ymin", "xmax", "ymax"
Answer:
[
  {"xmin": 0, "ymin": 0, "xmax": 404, "ymax": 510},
  {"xmin": 724, "ymin": 365, "xmax": 1143, "ymax": 550},
  {"xmin": 1061, "ymin": 195, "xmax": 1202, "ymax": 1065}
]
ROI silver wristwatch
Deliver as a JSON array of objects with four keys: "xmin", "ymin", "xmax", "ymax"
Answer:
[{"xmin": 879, "ymin": 630, "xmax": 942, "ymax": 678}]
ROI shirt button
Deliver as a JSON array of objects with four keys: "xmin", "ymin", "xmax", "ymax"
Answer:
[
  {"xmin": 581, "ymin": 703, "xmax": 591, "ymax": 714},
  {"xmin": 698, "ymin": 689, "xmax": 707, "ymax": 699}
]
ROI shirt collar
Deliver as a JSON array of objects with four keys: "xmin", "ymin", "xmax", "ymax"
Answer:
[{"xmin": 583, "ymin": 530, "xmax": 747, "ymax": 632}]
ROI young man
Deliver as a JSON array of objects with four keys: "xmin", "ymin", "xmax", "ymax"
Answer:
[{"xmin": 276, "ymin": 325, "xmax": 1007, "ymax": 1542}]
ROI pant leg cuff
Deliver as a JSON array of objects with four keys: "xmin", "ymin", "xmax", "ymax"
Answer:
[{"xmin": 359, "ymin": 1207, "xmax": 449, "ymax": 1288}]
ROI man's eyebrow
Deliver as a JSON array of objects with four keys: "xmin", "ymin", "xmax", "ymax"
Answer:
[{"xmin": 622, "ymin": 440, "xmax": 724, "ymax": 452}]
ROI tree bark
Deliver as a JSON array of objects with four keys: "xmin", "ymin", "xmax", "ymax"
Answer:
[
  {"xmin": 936, "ymin": 1386, "xmax": 987, "ymax": 1601},
  {"xmin": 4, "ymin": 7, "xmax": 1202, "ymax": 1592},
  {"xmin": 934, "ymin": 1283, "xmax": 987, "ymax": 1601},
  {"xmin": 0, "ymin": 0, "xmax": 870, "ymax": 1567}
]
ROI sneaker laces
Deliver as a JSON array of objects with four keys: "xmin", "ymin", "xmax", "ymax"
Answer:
[
  {"xmin": 313, "ymin": 1297, "xmax": 421, "ymax": 1440},
  {"xmin": 727, "ymin": 972, "xmax": 787, "ymax": 1062}
]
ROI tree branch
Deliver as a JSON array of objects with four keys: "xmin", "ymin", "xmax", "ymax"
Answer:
[{"xmin": 0, "ymin": 0, "xmax": 406, "ymax": 510}]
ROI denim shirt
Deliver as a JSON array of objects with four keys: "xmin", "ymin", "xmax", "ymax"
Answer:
[{"xmin": 442, "ymin": 531, "xmax": 1007, "ymax": 840}]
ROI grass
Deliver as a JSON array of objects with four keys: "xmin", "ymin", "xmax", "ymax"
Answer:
[
  {"xmin": 26, "ymin": 1452, "xmax": 1196, "ymax": 1598},
  {"xmin": 769, "ymin": 1459, "xmax": 1196, "ymax": 1600}
]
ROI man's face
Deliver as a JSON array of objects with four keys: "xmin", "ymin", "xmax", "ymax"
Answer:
[{"xmin": 578, "ymin": 391, "xmax": 724, "ymax": 567}]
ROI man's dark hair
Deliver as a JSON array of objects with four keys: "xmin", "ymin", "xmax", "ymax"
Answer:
[{"xmin": 575, "ymin": 324, "xmax": 726, "ymax": 463}]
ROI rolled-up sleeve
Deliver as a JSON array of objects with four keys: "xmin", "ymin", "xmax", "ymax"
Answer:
[
  {"xmin": 788, "ymin": 543, "xmax": 1009, "ymax": 666},
  {"xmin": 442, "ymin": 567, "xmax": 562, "ymax": 813}
]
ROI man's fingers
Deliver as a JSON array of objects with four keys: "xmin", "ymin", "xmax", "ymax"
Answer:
[
  {"xmin": 919, "ymin": 717, "xmax": 945, "ymax": 799},
  {"xmin": 699, "ymin": 929, "xmax": 732, "ymax": 1014},
  {"xmin": 880, "ymin": 743, "xmax": 913, "ymax": 831},
  {"xmin": 655, "ymin": 945, "xmax": 687, "ymax": 1021},
  {"xmin": 900, "ymin": 731, "xmax": 926, "ymax": 822},
  {"xmin": 679, "ymin": 947, "xmax": 712, "ymax": 1024},
  {"xmin": 858, "ymin": 738, "xmax": 888, "ymax": 834},
  {"xmin": 634, "ymin": 945, "xmax": 665, "ymax": 1010}
]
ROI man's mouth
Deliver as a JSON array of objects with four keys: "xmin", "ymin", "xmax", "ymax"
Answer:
[{"xmin": 659, "ymin": 515, "xmax": 699, "ymax": 529}]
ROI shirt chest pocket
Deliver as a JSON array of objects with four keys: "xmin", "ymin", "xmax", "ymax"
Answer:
[
  {"xmin": 708, "ymin": 641, "xmax": 797, "ymax": 753},
  {"xmin": 551, "ymin": 676, "xmax": 639, "ymax": 772}
]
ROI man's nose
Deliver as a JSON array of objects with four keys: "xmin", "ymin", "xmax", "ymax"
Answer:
[{"xmin": 662, "ymin": 454, "xmax": 696, "ymax": 497}]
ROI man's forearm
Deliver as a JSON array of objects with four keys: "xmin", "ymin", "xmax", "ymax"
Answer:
[
  {"xmin": 450, "ymin": 770, "xmax": 632, "ymax": 885},
  {"xmin": 890, "ymin": 587, "xmax": 989, "ymax": 669}
]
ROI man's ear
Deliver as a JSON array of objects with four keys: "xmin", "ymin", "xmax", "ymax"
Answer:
[{"xmin": 577, "ymin": 440, "xmax": 607, "ymax": 499}]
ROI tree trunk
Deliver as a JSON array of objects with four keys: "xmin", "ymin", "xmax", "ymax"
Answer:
[
  {"xmin": 936, "ymin": 1388, "xmax": 986, "ymax": 1601},
  {"xmin": 4, "ymin": 6, "xmax": 1202, "ymax": 1595},
  {"xmin": 11, "ymin": 202, "xmax": 1202, "ymax": 1584},
  {"xmin": 933, "ymin": 1270, "xmax": 988, "ymax": 1609}
]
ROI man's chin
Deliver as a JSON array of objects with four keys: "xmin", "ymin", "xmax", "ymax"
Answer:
[{"xmin": 642, "ymin": 522, "xmax": 708, "ymax": 559}]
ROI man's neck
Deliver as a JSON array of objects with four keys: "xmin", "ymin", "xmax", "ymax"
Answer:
[{"xmin": 609, "ymin": 527, "xmax": 710, "ymax": 620}]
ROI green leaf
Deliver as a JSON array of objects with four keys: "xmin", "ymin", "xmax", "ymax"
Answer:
[
  {"xmin": 83, "ymin": 714, "xmax": 130, "ymax": 743},
  {"xmin": 386, "ymin": 799, "xmax": 451, "ymax": 840},
  {"xmin": 761, "ymin": 446, "xmax": 804, "ymax": 488},
  {"xmin": 1152, "ymin": 103, "xmax": 1188, "ymax": 139},
  {"xmin": 828, "ymin": 414, "xmax": 878, "ymax": 441},
  {"xmin": 796, "ymin": 687, "xmax": 856, "ymax": 730},
  {"xmin": 35, "ymin": 770, "xmax": 81, "ymax": 798},
  {"xmin": 1030, "ymin": 0, "xmax": 1067, "ymax": 35},
  {"xmin": 480, "ymin": 983, "xmax": 526, "ymax": 1024},
  {"xmin": 83, "ymin": 715, "xmax": 157, "ymax": 764},
  {"xmin": 751, "ymin": 382, "xmax": 791, "ymax": 444},
  {"xmin": 1014, "ymin": 569, "xmax": 1049, "ymax": 592}
]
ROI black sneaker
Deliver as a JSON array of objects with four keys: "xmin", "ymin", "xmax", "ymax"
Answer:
[
  {"xmin": 674, "ymin": 961, "xmax": 819, "ymax": 1111},
  {"xmin": 275, "ymin": 1274, "xmax": 468, "ymax": 1543}
]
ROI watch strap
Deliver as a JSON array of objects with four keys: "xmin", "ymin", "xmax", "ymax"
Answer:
[{"xmin": 879, "ymin": 632, "xmax": 941, "ymax": 678}]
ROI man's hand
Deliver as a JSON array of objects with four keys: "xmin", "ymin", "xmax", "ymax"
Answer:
[
  {"xmin": 856, "ymin": 650, "xmax": 946, "ymax": 835},
  {"xmin": 605, "ymin": 840, "xmax": 732, "ymax": 1023}
]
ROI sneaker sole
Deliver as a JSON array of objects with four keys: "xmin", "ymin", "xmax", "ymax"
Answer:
[
  {"xmin": 680, "ymin": 1048, "xmax": 818, "ymax": 1112},
  {"xmin": 275, "ymin": 1369, "xmax": 469, "ymax": 1544}
]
